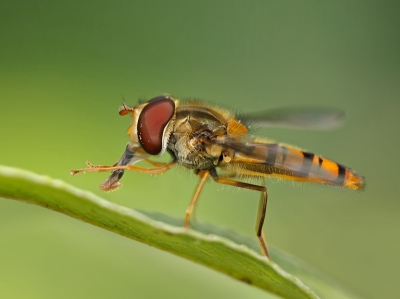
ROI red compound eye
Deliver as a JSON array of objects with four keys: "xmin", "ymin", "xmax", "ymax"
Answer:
[{"xmin": 137, "ymin": 96, "xmax": 175, "ymax": 155}]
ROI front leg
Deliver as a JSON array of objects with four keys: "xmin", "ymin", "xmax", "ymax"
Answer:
[{"xmin": 71, "ymin": 144, "xmax": 176, "ymax": 191}]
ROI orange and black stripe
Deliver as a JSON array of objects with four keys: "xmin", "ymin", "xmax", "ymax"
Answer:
[{"xmin": 229, "ymin": 142, "xmax": 364, "ymax": 190}]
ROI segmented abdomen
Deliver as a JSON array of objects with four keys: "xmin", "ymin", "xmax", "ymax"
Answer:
[{"xmin": 229, "ymin": 143, "xmax": 364, "ymax": 190}]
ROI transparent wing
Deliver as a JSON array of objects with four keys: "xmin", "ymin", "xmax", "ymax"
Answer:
[{"xmin": 241, "ymin": 107, "xmax": 345, "ymax": 130}]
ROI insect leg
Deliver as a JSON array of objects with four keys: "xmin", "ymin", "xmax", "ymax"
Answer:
[
  {"xmin": 72, "ymin": 147, "xmax": 176, "ymax": 175},
  {"xmin": 209, "ymin": 169, "xmax": 269, "ymax": 258},
  {"xmin": 184, "ymin": 170, "xmax": 210, "ymax": 228},
  {"xmin": 143, "ymin": 159, "xmax": 173, "ymax": 168},
  {"xmin": 71, "ymin": 161, "xmax": 175, "ymax": 175},
  {"xmin": 256, "ymin": 178, "xmax": 268, "ymax": 257}
]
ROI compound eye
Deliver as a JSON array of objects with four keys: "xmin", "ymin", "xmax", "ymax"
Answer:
[{"xmin": 137, "ymin": 96, "xmax": 175, "ymax": 155}]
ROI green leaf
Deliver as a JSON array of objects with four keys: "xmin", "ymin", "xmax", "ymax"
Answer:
[{"xmin": 0, "ymin": 165, "xmax": 358, "ymax": 299}]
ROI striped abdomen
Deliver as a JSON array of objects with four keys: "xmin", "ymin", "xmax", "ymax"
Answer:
[{"xmin": 227, "ymin": 142, "xmax": 364, "ymax": 190}]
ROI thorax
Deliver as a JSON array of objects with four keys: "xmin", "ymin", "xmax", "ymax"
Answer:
[{"xmin": 167, "ymin": 104, "xmax": 228, "ymax": 170}]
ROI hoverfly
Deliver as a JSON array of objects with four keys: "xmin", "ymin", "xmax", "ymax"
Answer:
[{"xmin": 71, "ymin": 95, "xmax": 365, "ymax": 258}]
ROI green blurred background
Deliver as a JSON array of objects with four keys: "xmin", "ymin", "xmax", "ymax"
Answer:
[{"xmin": 1, "ymin": 1, "xmax": 399, "ymax": 298}]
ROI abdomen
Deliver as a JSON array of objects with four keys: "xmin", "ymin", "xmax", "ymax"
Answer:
[{"xmin": 226, "ymin": 143, "xmax": 364, "ymax": 190}]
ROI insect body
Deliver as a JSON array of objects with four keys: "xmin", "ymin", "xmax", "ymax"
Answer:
[{"xmin": 71, "ymin": 95, "xmax": 365, "ymax": 258}]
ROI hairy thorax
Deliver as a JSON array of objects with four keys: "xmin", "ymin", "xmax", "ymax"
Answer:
[{"xmin": 167, "ymin": 104, "xmax": 228, "ymax": 170}]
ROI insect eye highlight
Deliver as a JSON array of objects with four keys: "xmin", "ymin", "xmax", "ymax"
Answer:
[{"xmin": 137, "ymin": 96, "xmax": 175, "ymax": 155}]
